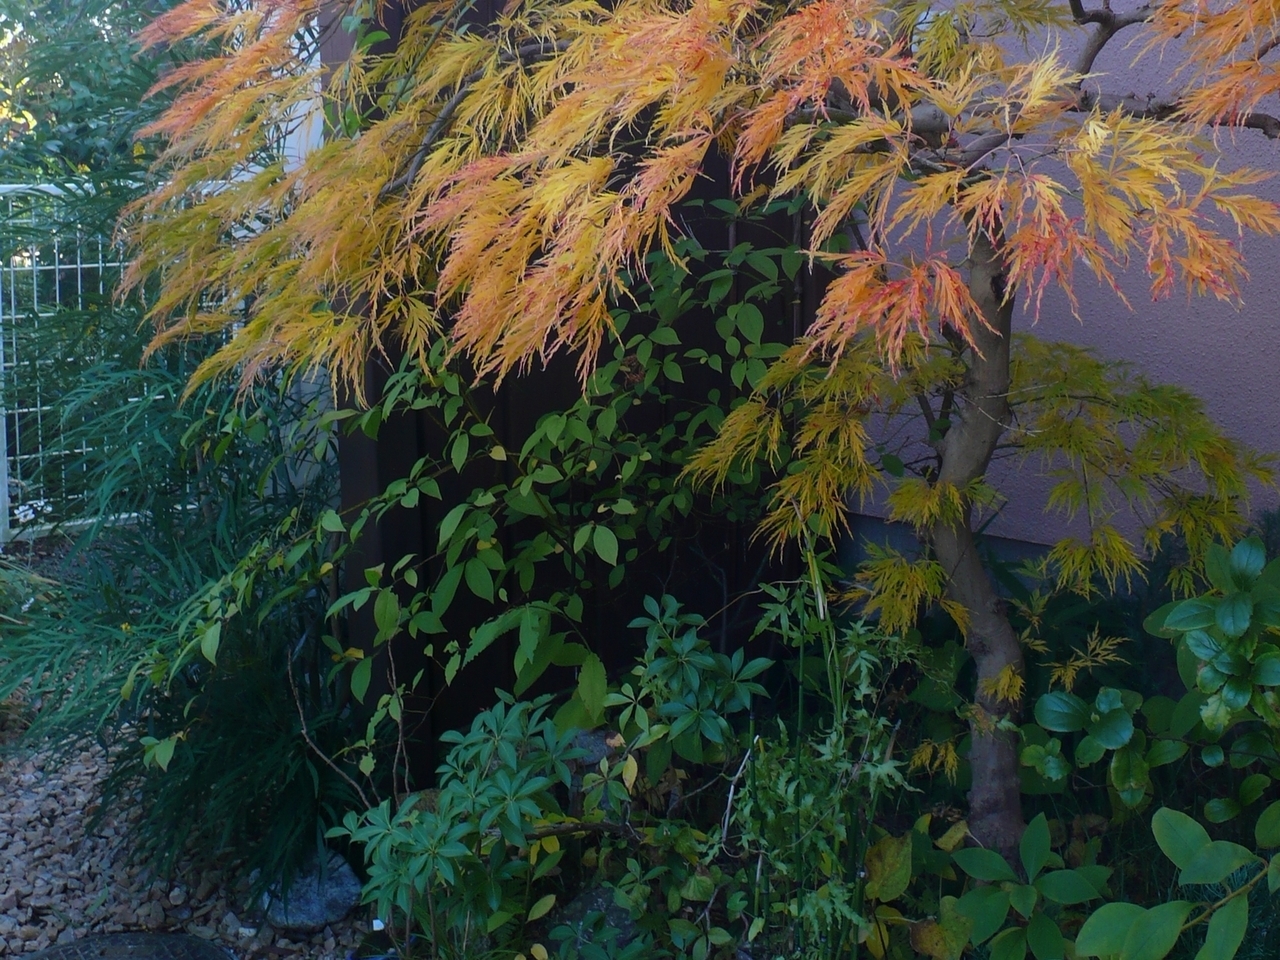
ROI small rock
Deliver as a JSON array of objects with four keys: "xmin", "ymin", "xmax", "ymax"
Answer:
[
  {"xmin": 169, "ymin": 885, "xmax": 188, "ymax": 906},
  {"xmin": 14, "ymin": 929, "xmax": 36, "ymax": 943},
  {"xmin": 259, "ymin": 852, "xmax": 362, "ymax": 934}
]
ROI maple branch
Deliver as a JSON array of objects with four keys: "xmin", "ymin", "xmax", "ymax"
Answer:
[
  {"xmin": 1071, "ymin": 5, "xmax": 1154, "ymax": 76},
  {"xmin": 381, "ymin": 39, "xmax": 573, "ymax": 197},
  {"xmin": 1078, "ymin": 90, "xmax": 1280, "ymax": 138}
]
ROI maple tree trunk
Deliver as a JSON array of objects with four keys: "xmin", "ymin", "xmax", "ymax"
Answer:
[{"xmin": 927, "ymin": 228, "xmax": 1025, "ymax": 861}]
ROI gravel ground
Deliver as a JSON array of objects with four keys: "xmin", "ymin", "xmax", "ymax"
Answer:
[{"xmin": 0, "ymin": 706, "xmax": 373, "ymax": 959}]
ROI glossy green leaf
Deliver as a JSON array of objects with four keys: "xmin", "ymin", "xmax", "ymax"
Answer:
[
  {"xmin": 1026, "ymin": 913, "xmax": 1064, "ymax": 960},
  {"xmin": 1216, "ymin": 593, "xmax": 1253, "ymax": 638},
  {"xmin": 1076, "ymin": 902, "xmax": 1146, "ymax": 957},
  {"xmin": 592, "ymin": 524, "xmax": 619, "ymax": 565},
  {"xmin": 955, "ymin": 886, "xmax": 1010, "ymax": 945},
  {"xmin": 1146, "ymin": 740, "xmax": 1188, "ymax": 768},
  {"xmin": 953, "ymin": 847, "xmax": 1017, "ymax": 882},
  {"xmin": 1144, "ymin": 601, "xmax": 1180, "ymax": 639},
  {"xmin": 1270, "ymin": 854, "xmax": 1280, "ymax": 893},
  {"xmin": 464, "ymin": 557, "xmax": 494, "ymax": 602},
  {"xmin": 1090, "ymin": 708, "xmax": 1135, "ymax": 749},
  {"xmin": 350, "ymin": 656, "xmax": 373, "ymax": 704},
  {"xmin": 1205, "ymin": 543, "xmax": 1236, "ymax": 593},
  {"xmin": 1193, "ymin": 892, "xmax": 1247, "ymax": 960},
  {"xmin": 1151, "ymin": 808, "xmax": 1212, "ymax": 870},
  {"xmin": 1110, "ymin": 746, "xmax": 1150, "ymax": 806},
  {"xmin": 1021, "ymin": 813, "xmax": 1051, "ymax": 881},
  {"xmin": 989, "ymin": 927, "xmax": 1027, "ymax": 960},
  {"xmin": 1121, "ymin": 900, "xmax": 1192, "ymax": 960},
  {"xmin": 1036, "ymin": 869, "xmax": 1103, "ymax": 905},
  {"xmin": 1252, "ymin": 654, "xmax": 1280, "ymax": 686},
  {"xmin": 577, "ymin": 654, "xmax": 607, "ymax": 723},
  {"xmin": 1203, "ymin": 799, "xmax": 1241, "ymax": 824},
  {"xmin": 1239, "ymin": 773, "xmax": 1269, "ymax": 807},
  {"xmin": 1164, "ymin": 599, "xmax": 1219, "ymax": 632},
  {"xmin": 1221, "ymin": 678, "xmax": 1252, "ymax": 712},
  {"xmin": 1009, "ymin": 883, "xmax": 1038, "ymax": 919},
  {"xmin": 1202, "ymin": 743, "xmax": 1226, "ymax": 767},
  {"xmin": 1230, "ymin": 537, "xmax": 1267, "ymax": 584},
  {"xmin": 1255, "ymin": 801, "xmax": 1280, "ymax": 847},
  {"xmin": 1076, "ymin": 735, "xmax": 1106, "ymax": 766},
  {"xmin": 1035, "ymin": 692, "xmax": 1090, "ymax": 732},
  {"xmin": 1185, "ymin": 630, "xmax": 1223, "ymax": 662},
  {"xmin": 1179, "ymin": 840, "xmax": 1257, "ymax": 885}
]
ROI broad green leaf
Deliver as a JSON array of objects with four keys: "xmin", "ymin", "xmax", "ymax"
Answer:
[
  {"xmin": 955, "ymin": 886, "xmax": 1009, "ymax": 945},
  {"xmin": 577, "ymin": 654, "xmax": 607, "ymax": 723},
  {"xmin": 1185, "ymin": 630, "xmax": 1223, "ymax": 661},
  {"xmin": 527, "ymin": 893, "xmax": 557, "ymax": 922},
  {"xmin": 1090, "ymin": 708, "xmax": 1134, "ymax": 749},
  {"xmin": 1216, "ymin": 593, "xmax": 1253, "ymax": 638},
  {"xmin": 1036, "ymin": 869, "xmax": 1102, "ymax": 905},
  {"xmin": 1193, "ymin": 893, "xmax": 1247, "ymax": 960},
  {"xmin": 200, "ymin": 622, "xmax": 221, "ymax": 665},
  {"xmin": 1239, "ymin": 773, "xmax": 1269, "ymax": 806},
  {"xmin": 1076, "ymin": 902, "xmax": 1146, "ymax": 957},
  {"xmin": 1146, "ymin": 740, "xmax": 1188, "ymax": 768},
  {"xmin": 1221, "ymin": 678, "xmax": 1252, "ymax": 712},
  {"xmin": 953, "ymin": 847, "xmax": 1017, "ymax": 882},
  {"xmin": 1256, "ymin": 800, "xmax": 1280, "ymax": 847},
  {"xmin": 1230, "ymin": 537, "xmax": 1267, "ymax": 584},
  {"xmin": 1200, "ymin": 695, "xmax": 1233, "ymax": 734},
  {"xmin": 1121, "ymin": 901, "xmax": 1192, "ymax": 960},
  {"xmin": 1110, "ymin": 746, "xmax": 1149, "ymax": 807},
  {"xmin": 1075, "ymin": 735, "xmax": 1106, "ymax": 766},
  {"xmin": 1165, "ymin": 599, "xmax": 1219, "ymax": 632},
  {"xmin": 988, "ymin": 927, "xmax": 1027, "ymax": 960},
  {"xmin": 464, "ymin": 558, "xmax": 494, "ymax": 602},
  {"xmin": 864, "ymin": 833, "xmax": 913, "ymax": 902},
  {"xmin": 1203, "ymin": 799, "xmax": 1241, "ymax": 824},
  {"xmin": 1144, "ymin": 601, "xmax": 1180, "ymax": 639},
  {"xmin": 1270, "ymin": 854, "xmax": 1280, "ymax": 893},
  {"xmin": 1205, "ymin": 543, "xmax": 1236, "ymax": 593},
  {"xmin": 1021, "ymin": 813, "xmax": 1051, "ymax": 881},
  {"xmin": 593, "ymin": 524, "xmax": 619, "ymax": 565},
  {"xmin": 1035, "ymin": 692, "xmax": 1090, "ymax": 732},
  {"xmin": 437, "ymin": 503, "xmax": 468, "ymax": 548},
  {"xmin": 1179, "ymin": 840, "xmax": 1257, "ymax": 885},
  {"xmin": 319, "ymin": 509, "xmax": 345, "ymax": 533},
  {"xmin": 1009, "ymin": 883, "xmax": 1038, "ymax": 919},
  {"xmin": 1151, "ymin": 808, "xmax": 1212, "ymax": 870},
  {"xmin": 373, "ymin": 588, "xmax": 401, "ymax": 639},
  {"xmin": 350, "ymin": 656, "xmax": 373, "ymax": 704},
  {"xmin": 1252, "ymin": 653, "xmax": 1280, "ymax": 686},
  {"xmin": 1026, "ymin": 913, "xmax": 1064, "ymax": 960}
]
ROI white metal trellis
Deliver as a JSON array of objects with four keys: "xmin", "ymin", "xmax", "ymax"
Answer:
[{"xmin": 0, "ymin": 184, "xmax": 127, "ymax": 542}]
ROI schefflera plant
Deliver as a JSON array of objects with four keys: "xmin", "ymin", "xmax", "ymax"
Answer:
[{"xmin": 1146, "ymin": 537, "xmax": 1280, "ymax": 736}]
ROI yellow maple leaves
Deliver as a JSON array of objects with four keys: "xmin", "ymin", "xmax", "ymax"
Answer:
[{"xmin": 125, "ymin": 0, "xmax": 1280, "ymax": 400}]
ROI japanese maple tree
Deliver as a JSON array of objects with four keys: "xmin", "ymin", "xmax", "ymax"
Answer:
[{"xmin": 127, "ymin": 0, "xmax": 1280, "ymax": 857}]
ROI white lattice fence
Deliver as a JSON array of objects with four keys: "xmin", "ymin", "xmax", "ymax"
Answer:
[{"xmin": 0, "ymin": 184, "xmax": 128, "ymax": 542}]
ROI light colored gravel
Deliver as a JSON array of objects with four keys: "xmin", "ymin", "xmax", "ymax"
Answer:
[{"xmin": 0, "ymin": 709, "xmax": 373, "ymax": 959}]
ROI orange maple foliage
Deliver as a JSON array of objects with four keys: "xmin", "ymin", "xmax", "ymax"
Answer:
[{"xmin": 125, "ymin": 0, "xmax": 1280, "ymax": 395}]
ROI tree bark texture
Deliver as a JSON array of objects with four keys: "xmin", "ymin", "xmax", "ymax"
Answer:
[{"xmin": 927, "ymin": 228, "xmax": 1026, "ymax": 861}]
